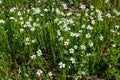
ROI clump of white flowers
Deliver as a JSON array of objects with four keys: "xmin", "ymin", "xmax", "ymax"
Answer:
[
  {"xmin": 0, "ymin": 19, "xmax": 5, "ymax": 24},
  {"xmin": 58, "ymin": 62, "xmax": 65, "ymax": 68},
  {"xmin": 69, "ymin": 48, "xmax": 74, "ymax": 54},
  {"xmin": 0, "ymin": 0, "xmax": 2, "ymax": 4},
  {"xmin": 37, "ymin": 49, "xmax": 42, "ymax": 56},
  {"xmin": 70, "ymin": 57, "xmax": 76, "ymax": 64},
  {"xmin": 36, "ymin": 69, "xmax": 43, "ymax": 77}
]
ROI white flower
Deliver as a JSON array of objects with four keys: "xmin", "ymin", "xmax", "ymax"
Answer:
[
  {"xmin": 81, "ymin": 24, "xmax": 86, "ymax": 28},
  {"xmin": 90, "ymin": 5, "xmax": 94, "ymax": 10},
  {"xmin": 91, "ymin": 20, "xmax": 95, "ymax": 25},
  {"xmin": 87, "ymin": 25, "xmax": 93, "ymax": 30},
  {"xmin": 64, "ymin": 27, "xmax": 70, "ymax": 31},
  {"xmin": 58, "ymin": 37, "xmax": 64, "ymax": 41},
  {"xmin": 48, "ymin": 72, "xmax": 52, "ymax": 76},
  {"xmin": 31, "ymin": 55, "xmax": 36, "ymax": 59},
  {"xmin": 115, "ymin": 25, "xmax": 119, "ymax": 29},
  {"xmin": 10, "ymin": 7, "xmax": 16, "ymax": 12},
  {"xmin": 79, "ymin": 30, "xmax": 83, "ymax": 33},
  {"xmin": 74, "ymin": 45, "xmax": 78, "ymax": 49},
  {"xmin": 110, "ymin": 29, "xmax": 115, "ymax": 33},
  {"xmin": 32, "ymin": 39, "xmax": 37, "ymax": 43},
  {"xmin": 0, "ymin": 19, "xmax": 5, "ymax": 24},
  {"xmin": 70, "ymin": 32, "xmax": 75, "ymax": 37},
  {"xmin": 44, "ymin": 8, "xmax": 49, "ymax": 12},
  {"xmin": 56, "ymin": 8, "xmax": 61, "ymax": 14},
  {"xmin": 0, "ymin": 0, "xmax": 2, "ymax": 4},
  {"xmin": 25, "ymin": 42, "xmax": 30, "ymax": 45},
  {"xmin": 70, "ymin": 57, "xmax": 76, "ymax": 64},
  {"xmin": 80, "ymin": 45, "xmax": 86, "ymax": 50},
  {"xmin": 62, "ymin": 3, "xmax": 67, "ymax": 9},
  {"xmin": 85, "ymin": 33, "xmax": 91, "ymax": 38},
  {"xmin": 82, "ymin": 71, "xmax": 86, "ymax": 75},
  {"xmin": 58, "ymin": 62, "xmax": 65, "ymax": 68},
  {"xmin": 99, "ymin": 35, "xmax": 103, "ymax": 41},
  {"xmin": 10, "ymin": 15, "xmax": 15, "ymax": 20},
  {"xmin": 32, "ymin": 8, "xmax": 41, "ymax": 14},
  {"xmin": 112, "ymin": 44, "xmax": 116, "ymax": 47},
  {"xmin": 17, "ymin": 11, "xmax": 22, "ymax": 16},
  {"xmin": 76, "ymin": 13, "xmax": 81, "ymax": 16},
  {"xmin": 37, "ymin": 49, "xmax": 42, "ymax": 56},
  {"xmin": 57, "ymin": 30, "xmax": 61, "ymax": 36},
  {"xmin": 20, "ymin": 17, "xmax": 23, "ymax": 20},
  {"xmin": 30, "ymin": 27, "xmax": 35, "ymax": 31},
  {"xmin": 25, "ymin": 37, "xmax": 29, "ymax": 42},
  {"xmin": 36, "ymin": 69, "xmax": 43, "ymax": 76},
  {"xmin": 80, "ymin": 5, "xmax": 86, "ymax": 9},
  {"xmin": 69, "ymin": 19, "xmax": 74, "ymax": 24},
  {"xmin": 69, "ymin": 48, "xmax": 74, "ymax": 54},
  {"xmin": 64, "ymin": 39, "xmax": 70, "ymax": 46},
  {"xmin": 86, "ymin": 53, "xmax": 91, "ymax": 57},
  {"xmin": 20, "ymin": 28, "xmax": 24, "ymax": 33},
  {"xmin": 66, "ymin": 12, "xmax": 72, "ymax": 16},
  {"xmin": 105, "ymin": 0, "xmax": 109, "ymax": 3},
  {"xmin": 106, "ymin": 13, "xmax": 111, "ymax": 18},
  {"xmin": 88, "ymin": 42, "xmax": 94, "ymax": 47}
]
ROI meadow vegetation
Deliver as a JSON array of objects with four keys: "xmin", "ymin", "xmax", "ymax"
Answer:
[{"xmin": 0, "ymin": 0, "xmax": 120, "ymax": 80}]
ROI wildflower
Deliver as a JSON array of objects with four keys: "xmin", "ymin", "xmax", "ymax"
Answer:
[
  {"xmin": 56, "ymin": 8, "xmax": 61, "ymax": 14},
  {"xmin": 36, "ymin": 69, "xmax": 43, "ymax": 77},
  {"xmin": 66, "ymin": 12, "xmax": 72, "ymax": 16},
  {"xmin": 87, "ymin": 25, "xmax": 93, "ymax": 30},
  {"xmin": 106, "ymin": 13, "xmax": 111, "ymax": 18},
  {"xmin": 31, "ymin": 39, "xmax": 37, "ymax": 43},
  {"xmin": 10, "ymin": 7, "xmax": 16, "ymax": 12},
  {"xmin": 70, "ymin": 57, "xmax": 76, "ymax": 64},
  {"xmin": 86, "ymin": 53, "xmax": 91, "ymax": 57},
  {"xmin": 90, "ymin": 5, "xmax": 94, "ymax": 10},
  {"xmin": 110, "ymin": 29, "xmax": 115, "ymax": 33},
  {"xmin": 31, "ymin": 55, "xmax": 36, "ymax": 59},
  {"xmin": 25, "ymin": 37, "xmax": 29, "ymax": 42},
  {"xmin": 58, "ymin": 62, "xmax": 65, "ymax": 68},
  {"xmin": 32, "ymin": 7, "xmax": 41, "ymax": 14},
  {"xmin": 57, "ymin": 30, "xmax": 61, "ymax": 36},
  {"xmin": 25, "ymin": 42, "xmax": 30, "ymax": 45},
  {"xmin": 20, "ymin": 17, "xmax": 23, "ymax": 21},
  {"xmin": 69, "ymin": 48, "xmax": 74, "ymax": 54},
  {"xmin": 82, "ymin": 71, "xmax": 86, "ymax": 75},
  {"xmin": 48, "ymin": 72, "xmax": 52, "ymax": 76},
  {"xmin": 99, "ymin": 35, "xmax": 103, "ymax": 41},
  {"xmin": 44, "ymin": 8, "xmax": 49, "ymax": 12},
  {"xmin": 30, "ymin": 27, "xmax": 35, "ymax": 31},
  {"xmin": 112, "ymin": 44, "xmax": 116, "ymax": 47},
  {"xmin": 88, "ymin": 41, "xmax": 94, "ymax": 47},
  {"xmin": 58, "ymin": 37, "xmax": 64, "ymax": 41},
  {"xmin": 79, "ymin": 30, "xmax": 83, "ymax": 33},
  {"xmin": 79, "ymin": 3, "xmax": 86, "ymax": 9},
  {"xmin": 85, "ymin": 33, "xmax": 91, "ymax": 38},
  {"xmin": 0, "ymin": 0, "xmax": 2, "ymax": 4},
  {"xmin": 20, "ymin": 28, "xmax": 24, "ymax": 33},
  {"xmin": 91, "ymin": 20, "xmax": 95, "ymax": 25},
  {"xmin": 105, "ymin": 0, "xmax": 109, "ymax": 3},
  {"xmin": 0, "ymin": 19, "xmax": 5, "ymax": 24},
  {"xmin": 80, "ymin": 45, "xmax": 86, "ymax": 50},
  {"xmin": 62, "ymin": 3, "xmax": 67, "ymax": 9},
  {"xmin": 81, "ymin": 24, "xmax": 86, "ymax": 28},
  {"xmin": 115, "ymin": 25, "xmax": 119, "ymax": 29},
  {"xmin": 74, "ymin": 45, "xmax": 78, "ymax": 49},
  {"xmin": 37, "ymin": 49, "xmax": 42, "ymax": 56},
  {"xmin": 76, "ymin": 13, "xmax": 81, "ymax": 16},
  {"xmin": 17, "ymin": 11, "xmax": 22, "ymax": 16}
]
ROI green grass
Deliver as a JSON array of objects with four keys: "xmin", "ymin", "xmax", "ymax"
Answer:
[{"xmin": 0, "ymin": 0, "xmax": 120, "ymax": 80}]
